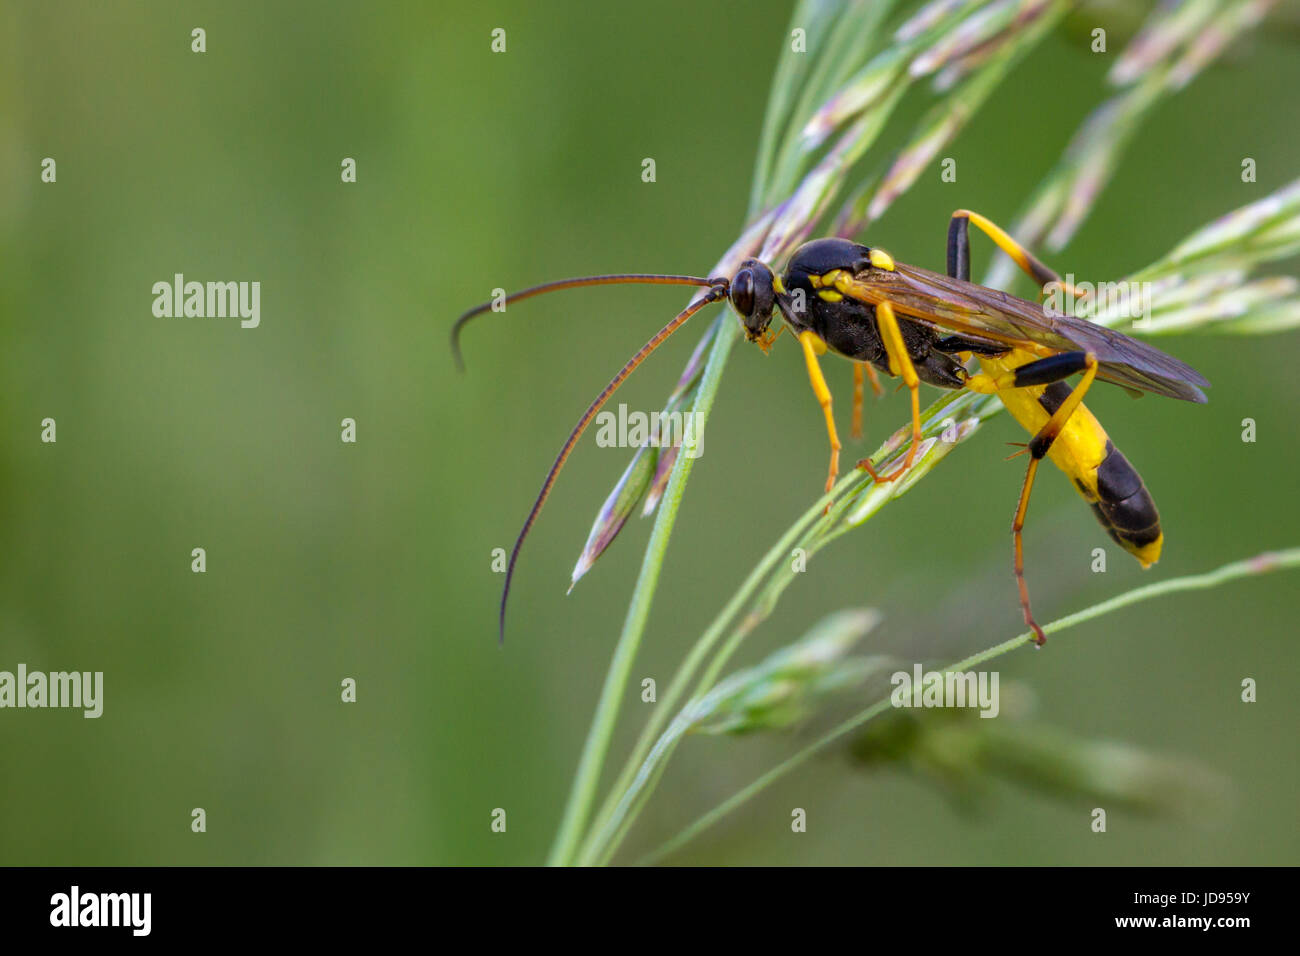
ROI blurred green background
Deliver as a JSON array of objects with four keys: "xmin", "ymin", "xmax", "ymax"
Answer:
[{"xmin": 1, "ymin": 1, "xmax": 1297, "ymax": 865}]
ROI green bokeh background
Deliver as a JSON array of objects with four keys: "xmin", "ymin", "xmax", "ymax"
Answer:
[{"xmin": 1, "ymin": 1, "xmax": 1296, "ymax": 865}]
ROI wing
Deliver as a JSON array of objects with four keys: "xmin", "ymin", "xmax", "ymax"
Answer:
[{"xmin": 838, "ymin": 261, "xmax": 1209, "ymax": 403}]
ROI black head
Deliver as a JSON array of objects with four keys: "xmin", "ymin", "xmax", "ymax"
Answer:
[{"xmin": 729, "ymin": 258, "xmax": 778, "ymax": 342}]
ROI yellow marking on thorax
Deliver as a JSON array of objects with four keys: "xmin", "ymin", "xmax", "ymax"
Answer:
[
  {"xmin": 811, "ymin": 270, "xmax": 847, "ymax": 302},
  {"xmin": 978, "ymin": 349, "xmax": 1109, "ymax": 501},
  {"xmin": 868, "ymin": 248, "xmax": 895, "ymax": 271}
]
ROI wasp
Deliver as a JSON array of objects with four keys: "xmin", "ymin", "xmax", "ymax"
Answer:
[{"xmin": 453, "ymin": 210, "xmax": 1209, "ymax": 644}]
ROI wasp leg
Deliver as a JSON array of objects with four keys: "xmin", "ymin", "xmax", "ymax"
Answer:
[
  {"xmin": 965, "ymin": 350, "xmax": 1093, "ymax": 396},
  {"xmin": 976, "ymin": 351, "xmax": 1099, "ymax": 646},
  {"xmin": 864, "ymin": 360, "xmax": 884, "ymax": 396},
  {"xmin": 851, "ymin": 362, "xmax": 882, "ymax": 439},
  {"xmin": 858, "ymin": 300, "xmax": 922, "ymax": 483},
  {"xmin": 798, "ymin": 330, "xmax": 841, "ymax": 496},
  {"xmin": 948, "ymin": 209, "xmax": 1088, "ymax": 300}
]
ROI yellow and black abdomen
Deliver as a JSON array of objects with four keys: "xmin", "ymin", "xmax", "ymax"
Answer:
[{"xmin": 981, "ymin": 351, "xmax": 1163, "ymax": 567}]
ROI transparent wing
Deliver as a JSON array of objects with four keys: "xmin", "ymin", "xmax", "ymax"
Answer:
[{"xmin": 839, "ymin": 262, "xmax": 1209, "ymax": 403}]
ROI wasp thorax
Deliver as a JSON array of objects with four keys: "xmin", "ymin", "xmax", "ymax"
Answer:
[{"xmin": 731, "ymin": 259, "xmax": 777, "ymax": 341}]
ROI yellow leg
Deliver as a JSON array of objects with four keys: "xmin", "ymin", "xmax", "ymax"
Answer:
[
  {"xmin": 860, "ymin": 300, "xmax": 922, "ymax": 483},
  {"xmin": 952, "ymin": 209, "xmax": 1088, "ymax": 300},
  {"xmin": 798, "ymin": 330, "xmax": 841, "ymax": 495},
  {"xmin": 851, "ymin": 362, "xmax": 884, "ymax": 439},
  {"xmin": 1011, "ymin": 458, "xmax": 1045, "ymax": 645},
  {"xmin": 864, "ymin": 361, "xmax": 883, "ymax": 397},
  {"xmin": 1003, "ymin": 354, "xmax": 1099, "ymax": 646},
  {"xmin": 757, "ymin": 322, "xmax": 786, "ymax": 355}
]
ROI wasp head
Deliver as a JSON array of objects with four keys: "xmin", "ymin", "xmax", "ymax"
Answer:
[{"xmin": 729, "ymin": 258, "xmax": 778, "ymax": 344}]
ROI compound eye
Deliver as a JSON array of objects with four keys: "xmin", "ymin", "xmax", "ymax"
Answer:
[{"xmin": 731, "ymin": 269, "xmax": 755, "ymax": 317}]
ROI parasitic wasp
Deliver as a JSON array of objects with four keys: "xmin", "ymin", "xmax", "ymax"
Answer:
[{"xmin": 453, "ymin": 209, "xmax": 1209, "ymax": 645}]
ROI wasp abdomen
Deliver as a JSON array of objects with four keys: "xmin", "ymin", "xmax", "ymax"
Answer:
[
  {"xmin": 1088, "ymin": 441, "xmax": 1162, "ymax": 567},
  {"xmin": 1035, "ymin": 382, "xmax": 1163, "ymax": 567}
]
